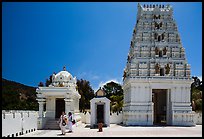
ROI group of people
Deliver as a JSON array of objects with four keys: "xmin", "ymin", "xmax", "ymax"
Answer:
[{"xmin": 58, "ymin": 111, "xmax": 74, "ymax": 135}]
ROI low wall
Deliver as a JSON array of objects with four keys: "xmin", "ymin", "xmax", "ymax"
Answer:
[
  {"xmin": 80, "ymin": 112, "xmax": 123, "ymax": 124},
  {"xmin": 80, "ymin": 111, "xmax": 202, "ymax": 125},
  {"xmin": 110, "ymin": 112, "xmax": 123, "ymax": 124},
  {"xmin": 195, "ymin": 112, "xmax": 202, "ymax": 125},
  {"xmin": 2, "ymin": 110, "xmax": 38, "ymax": 137}
]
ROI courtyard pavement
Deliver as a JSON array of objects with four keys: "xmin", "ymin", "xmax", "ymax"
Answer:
[{"xmin": 20, "ymin": 124, "xmax": 202, "ymax": 137}]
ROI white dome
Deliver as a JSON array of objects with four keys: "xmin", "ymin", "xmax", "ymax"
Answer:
[
  {"xmin": 55, "ymin": 71, "xmax": 72, "ymax": 79},
  {"xmin": 51, "ymin": 68, "xmax": 77, "ymax": 87}
]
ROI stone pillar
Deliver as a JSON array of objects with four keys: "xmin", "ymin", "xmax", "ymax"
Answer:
[
  {"xmin": 90, "ymin": 100, "xmax": 96, "ymax": 128},
  {"xmin": 36, "ymin": 98, "xmax": 46, "ymax": 129},
  {"xmin": 37, "ymin": 99, "xmax": 46, "ymax": 118},
  {"xmin": 64, "ymin": 98, "xmax": 73, "ymax": 115},
  {"xmin": 75, "ymin": 98, "xmax": 80, "ymax": 113},
  {"xmin": 105, "ymin": 100, "xmax": 110, "ymax": 127},
  {"xmin": 166, "ymin": 89, "xmax": 171, "ymax": 125}
]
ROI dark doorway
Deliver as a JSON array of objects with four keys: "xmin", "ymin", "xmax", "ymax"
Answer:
[
  {"xmin": 152, "ymin": 89, "xmax": 167, "ymax": 125},
  {"xmin": 55, "ymin": 98, "xmax": 65, "ymax": 118},
  {"xmin": 96, "ymin": 104, "xmax": 104, "ymax": 124}
]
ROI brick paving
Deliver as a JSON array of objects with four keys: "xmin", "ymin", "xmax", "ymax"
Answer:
[{"xmin": 20, "ymin": 124, "xmax": 202, "ymax": 137}]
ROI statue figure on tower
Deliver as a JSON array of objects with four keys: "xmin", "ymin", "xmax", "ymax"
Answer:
[
  {"xmin": 155, "ymin": 63, "xmax": 160, "ymax": 74},
  {"xmin": 165, "ymin": 63, "xmax": 170, "ymax": 74},
  {"xmin": 123, "ymin": 70, "xmax": 127, "ymax": 81},
  {"xmin": 163, "ymin": 47, "xmax": 167, "ymax": 55}
]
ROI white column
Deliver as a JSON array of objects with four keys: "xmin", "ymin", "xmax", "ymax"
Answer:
[
  {"xmin": 148, "ymin": 86, "xmax": 152, "ymax": 103},
  {"xmin": 90, "ymin": 99, "xmax": 96, "ymax": 127},
  {"xmin": 186, "ymin": 86, "xmax": 191, "ymax": 103},
  {"xmin": 166, "ymin": 89, "xmax": 170, "ymax": 125},
  {"xmin": 37, "ymin": 99, "xmax": 45, "ymax": 118},
  {"xmin": 105, "ymin": 100, "xmax": 110, "ymax": 126},
  {"xmin": 64, "ymin": 98, "xmax": 73, "ymax": 114}
]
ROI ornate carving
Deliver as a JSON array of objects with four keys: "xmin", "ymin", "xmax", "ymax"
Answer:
[
  {"xmin": 131, "ymin": 41, "xmax": 133, "ymax": 48},
  {"xmin": 127, "ymin": 54, "xmax": 131, "ymax": 63},
  {"xmin": 155, "ymin": 63, "xmax": 160, "ymax": 74},
  {"xmin": 163, "ymin": 47, "xmax": 167, "ymax": 55},
  {"xmin": 155, "ymin": 22, "xmax": 159, "ymax": 29},
  {"xmin": 133, "ymin": 29, "xmax": 136, "ymax": 34},
  {"xmin": 59, "ymin": 82, "xmax": 64, "ymax": 87},
  {"xmin": 155, "ymin": 47, "xmax": 159, "ymax": 55},
  {"xmin": 123, "ymin": 70, "xmax": 127, "ymax": 80},
  {"xmin": 165, "ymin": 63, "xmax": 170, "ymax": 74}
]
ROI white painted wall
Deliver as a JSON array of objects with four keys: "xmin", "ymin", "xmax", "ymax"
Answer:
[
  {"xmin": 2, "ymin": 110, "xmax": 201, "ymax": 137},
  {"xmin": 80, "ymin": 111, "xmax": 122, "ymax": 124},
  {"xmin": 90, "ymin": 97, "xmax": 110, "ymax": 127},
  {"xmin": 79, "ymin": 111, "xmax": 201, "ymax": 125},
  {"xmin": 194, "ymin": 112, "xmax": 202, "ymax": 125},
  {"xmin": 110, "ymin": 112, "xmax": 123, "ymax": 124},
  {"xmin": 2, "ymin": 110, "xmax": 38, "ymax": 137}
]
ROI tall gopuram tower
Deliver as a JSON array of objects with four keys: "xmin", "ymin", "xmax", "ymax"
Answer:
[{"xmin": 122, "ymin": 3, "xmax": 195, "ymax": 126}]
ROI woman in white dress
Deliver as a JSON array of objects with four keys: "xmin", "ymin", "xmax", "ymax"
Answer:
[
  {"xmin": 67, "ymin": 112, "xmax": 73, "ymax": 133},
  {"xmin": 58, "ymin": 111, "xmax": 67, "ymax": 135}
]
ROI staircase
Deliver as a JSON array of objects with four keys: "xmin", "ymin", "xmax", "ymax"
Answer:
[{"xmin": 44, "ymin": 118, "xmax": 60, "ymax": 130}]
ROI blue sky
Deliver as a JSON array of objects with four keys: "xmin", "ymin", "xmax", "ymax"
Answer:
[{"xmin": 2, "ymin": 2, "xmax": 202, "ymax": 91}]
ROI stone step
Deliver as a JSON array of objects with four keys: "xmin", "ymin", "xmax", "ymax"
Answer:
[{"xmin": 44, "ymin": 119, "xmax": 61, "ymax": 130}]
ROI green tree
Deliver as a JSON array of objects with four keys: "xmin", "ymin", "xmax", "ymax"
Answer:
[
  {"xmin": 45, "ymin": 74, "xmax": 53, "ymax": 87},
  {"xmin": 102, "ymin": 81, "xmax": 123, "ymax": 113},
  {"xmin": 191, "ymin": 76, "xmax": 202, "ymax": 112},
  {"xmin": 38, "ymin": 82, "xmax": 44, "ymax": 87},
  {"xmin": 76, "ymin": 79, "xmax": 95, "ymax": 112},
  {"xmin": 45, "ymin": 78, "xmax": 51, "ymax": 87}
]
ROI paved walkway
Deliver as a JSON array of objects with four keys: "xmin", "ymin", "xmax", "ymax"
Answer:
[{"xmin": 20, "ymin": 124, "xmax": 202, "ymax": 137}]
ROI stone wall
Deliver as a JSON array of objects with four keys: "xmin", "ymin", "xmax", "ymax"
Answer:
[{"xmin": 2, "ymin": 110, "xmax": 38, "ymax": 137}]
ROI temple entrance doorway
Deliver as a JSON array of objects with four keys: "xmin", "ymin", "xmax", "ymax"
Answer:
[
  {"xmin": 152, "ymin": 89, "xmax": 167, "ymax": 125},
  {"xmin": 55, "ymin": 98, "xmax": 65, "ymax": 118},
  {"xmin": 96, "ymin": 104, "xmax": 104, "ymax": 124}
]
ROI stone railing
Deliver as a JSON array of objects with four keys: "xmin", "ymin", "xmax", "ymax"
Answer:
[{"xmin": 2, "ymin": 110, "xmax": 38, "ymax": 137}]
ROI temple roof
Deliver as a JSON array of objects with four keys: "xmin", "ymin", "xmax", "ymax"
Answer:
[
  {"xmin": 51, "ymin": 66, "xmax": 76, "ymax": 87},
  {"xmin": 54, "ymin": 70, "xmax": 72, "ymax": 79}
]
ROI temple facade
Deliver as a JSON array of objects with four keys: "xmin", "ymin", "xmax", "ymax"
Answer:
[
  {"xmin": 36, "ymin": 67, "xmax": 81, "ymax": 129},
  {"xmin": 122, "ymin": 4, "xmax": 195, "ymax": 126}
]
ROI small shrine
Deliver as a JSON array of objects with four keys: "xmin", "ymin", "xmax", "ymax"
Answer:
[
  {"xmin": 36, "ymin": 66, "xmax": 81, "ymax": 129},
  {"xmin": 90, "ymin": 88, "xmax": 110, "ymax": 128}
]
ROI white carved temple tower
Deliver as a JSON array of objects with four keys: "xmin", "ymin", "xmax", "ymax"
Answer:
[{"xmin": 122, "ymin": 3, "xmax": 195, "ymax": 126}]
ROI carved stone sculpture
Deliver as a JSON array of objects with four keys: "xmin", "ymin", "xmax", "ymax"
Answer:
[
  {"xmin": 155, "ymin": 63, "xmax": 160, "ymax": 74},
  {"xmin": 123, "ymin": 70, "xmax": 127, "ymax": 80},
  {"xmin": 163, "ymin": 47, "xmax": 167, "ymax": 55},
  {"xmin": 165, "ymin": 63, "xmax": 170, "ymax": 74},
  {"xmin": 155, "ymin": 47, "xmax": 159, "ymax": 55}
]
